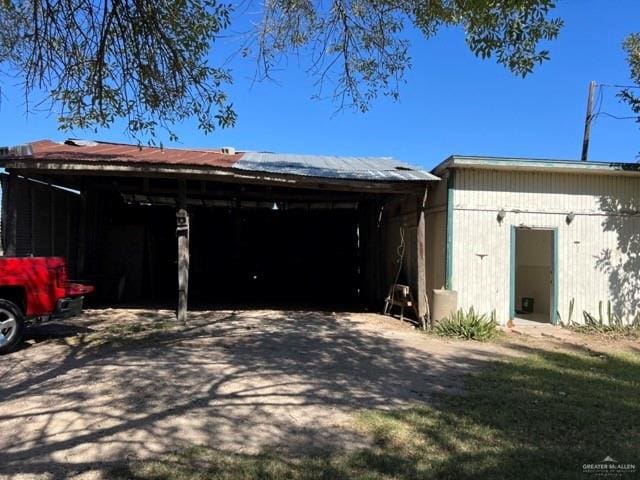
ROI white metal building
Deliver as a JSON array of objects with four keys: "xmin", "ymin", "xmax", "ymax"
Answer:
[{"xmin": 427, "ymin": 156, "xmax": 640, "ymax": 326}]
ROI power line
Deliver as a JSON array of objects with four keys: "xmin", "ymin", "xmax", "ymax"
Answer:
[
  {"xmin": 582, "ymin": 80, "xmax": 639, "ymax": 160},
  {"xmin": 591, "ymin": 83, "xmax": 637, "ymax": 124},
  {"xmin": 598, "ymin": 83, "xmax": 640, "ymax": 89},
  {"xmin": 593, "ymin": 111, "xmax": 638, "ymax": 121},
  {"xmin": 594, "ymin": 83, "xmax": 605, "ymax": 118}
]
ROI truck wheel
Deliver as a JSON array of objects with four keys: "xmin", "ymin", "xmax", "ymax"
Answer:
[{"xmin": 0, "ymin": 299, "xmax": 25, "ymax": 354}]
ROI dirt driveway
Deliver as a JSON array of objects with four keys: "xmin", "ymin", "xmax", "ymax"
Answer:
[{"xmin": 0, "ymin": 308, "xmax": 515, "ymax": 479}]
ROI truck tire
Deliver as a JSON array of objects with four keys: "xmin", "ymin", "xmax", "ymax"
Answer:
[{"xmin": 0, "ymin": 299, "xmax": 25, "ymax": 354}]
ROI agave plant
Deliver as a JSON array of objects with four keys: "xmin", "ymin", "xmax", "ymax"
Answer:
[{"xmin": 435, "ymin": 308, "xmax": 499, "ymax": 341}]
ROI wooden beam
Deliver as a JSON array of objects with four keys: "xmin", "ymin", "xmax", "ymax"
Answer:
[
  {"xmin": 416, "ymin": 188, "xmax": 429, "ymax": 329},
  {"xmin": 176, "ymin": 180, "xmax": 189, "ymax": 323},
  {"xmin": 86, "ymin": 182, "xmax": 370, "ymax": 203},
  {"xmin": 65, "ymin": 195, "xmax": 72, "ymax": 270},
  {"xmin": 50, "ymin": 189, "xmax": 55, "ymax": 255},
  {"xmin": 30, "ymin": 184, "xmax": 36, "ymax": 255},
  {"xmin": 77, "ymin": 187, "xmax": 88, "ymax": 276},
  {"xmin": 3, "ymin": 161, "xmax": 431, "ymax": 194},
  {"xmin": 373, "ymin": 200, "xmax": 383, "ymax": 304}
]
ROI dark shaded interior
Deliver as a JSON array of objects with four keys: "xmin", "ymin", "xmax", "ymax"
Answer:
[
  {"xmin": 3, "ymin": 172, "xmax": 424, "ymax": 313},
  {"xmin": 97, "ymin": 198, "xmax": 361, "ymax": 307}
]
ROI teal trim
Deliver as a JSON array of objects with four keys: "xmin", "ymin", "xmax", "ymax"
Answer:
[
  {"xmin": 552, "ymin": 228, "xmax": 559, "ymax": 325},
  {"xmin": 509, "ymin": 226, "xmax": 516, "ymax": 319},
  {"xmin": 445, "ymin": 172, "xmax": 454, "ymax": 290}
]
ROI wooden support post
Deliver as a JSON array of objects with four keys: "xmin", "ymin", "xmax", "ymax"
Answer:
[
  {"xmin": 374, "ymin": 199, "xmax": 383, "ymax": 303},
  {"xmin": 176, "ymin": 180, "xmax": 189, "ymax": 323},
  {"xmin": 30, "ymin": 184, "xmax": 36, "ymax": 255},
  {"xmin": 4, "ymin": 173, "xmax": 18, "ymax": 256},
  {"xmin": 416, "ymin": 188, "xmax": 429, "ymax": 330},
  {"xmin": 77, "ymin": 190, "xmax": 88, "ymax": 276},
  {"xmin": 65, "ymin": 195, "xmax": 72, "ymax": 267},
  {"xmin": 50, "ymin": 189, "xmax": 55, "ymax": 256}
]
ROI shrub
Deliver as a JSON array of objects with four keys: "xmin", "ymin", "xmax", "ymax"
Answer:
[
  {"xmin": 434, "ymin": 307, "xmax": 499, "ymax": 341},
  {"xmin": 567, "ymin": 300, "xmax": 640, "ymax": 338}
]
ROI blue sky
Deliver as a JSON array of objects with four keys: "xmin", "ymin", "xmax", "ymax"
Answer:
[{"xmin": 0, "ymin": 1, "xmax": 639, "ymax": 170}]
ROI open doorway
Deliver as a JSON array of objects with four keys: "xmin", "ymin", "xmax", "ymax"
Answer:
[{"xmin": 511, "ymin": 227, "xmax": 557, "ymax": 324}]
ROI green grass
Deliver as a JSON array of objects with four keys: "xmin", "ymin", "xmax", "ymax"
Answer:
[
  {"xmin": 571, "ymin": 324, "xmax": 640, "ymax": 339},
  {"xmin": 67, "ymin": 320, "xmax": 180, "ymax": 348},
  {"xmin": 104, "ymin": 320, "xmax": 177, "ymax": 336},
  {"xmin": 110, "ymin": 346, "xmax": 640, "ymax": 480}
]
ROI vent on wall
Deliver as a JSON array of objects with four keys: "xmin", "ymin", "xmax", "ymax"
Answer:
[
  {"xmin": 65, "ymin": 139, "xmax": 99, "ymax": 147},
  {"xmin": 221, "ymin": 146, "xmax": 236, "ymax": 155}
]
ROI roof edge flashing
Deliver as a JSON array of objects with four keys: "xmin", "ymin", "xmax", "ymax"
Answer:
[{"xmin": 432, "ymin": 155, "xmax": 640, "ymax": 176}]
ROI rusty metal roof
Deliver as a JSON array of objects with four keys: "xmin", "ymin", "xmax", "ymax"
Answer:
[
  {"xmin": 23, "ymin": 139, "xmax": 242, "ymax": 168},
  {"xmin": 0, "ymin": 139, "xmax": 437, "ymax": 182}
]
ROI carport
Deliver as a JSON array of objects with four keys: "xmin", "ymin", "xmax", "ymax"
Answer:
[{"xmin": 0, "ymin": 139, "xmax": 438, "ymax": 322}]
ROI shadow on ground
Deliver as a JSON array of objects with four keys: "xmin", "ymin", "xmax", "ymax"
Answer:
[
  {"xmin": 109, "ymin": 344, "xmax": 640, "ymax": 480},
  {"xmin": 0, "ymin": 309, "xmax": 500, "ymax": 479}
]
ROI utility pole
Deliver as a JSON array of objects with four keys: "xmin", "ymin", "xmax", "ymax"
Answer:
[{"xmin": 581, "ymin": 80, "xmax": 597, "ymax": 161}]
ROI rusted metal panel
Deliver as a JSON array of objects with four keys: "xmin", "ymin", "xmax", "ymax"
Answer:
[
  {"xmin": 21, "ymin": 139, "xmax": 242, "ymax": 169},
  {"xmin": 0, "ymin": 139, "xmax": 438, "ymax": 184}
]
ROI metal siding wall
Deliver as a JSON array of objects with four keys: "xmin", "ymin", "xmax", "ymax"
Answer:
[
  {"xmin": 32, "ymin": 187, "xmax": 52, "ymax": 256},
  {"xmin": 451, "ymin": 168, "xmax": 640, "ymax": 325},
  {"xmin": 5, "ymin": 176, "xmax": 81, "ymax": 276}
]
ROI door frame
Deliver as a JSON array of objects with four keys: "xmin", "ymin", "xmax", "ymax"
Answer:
[{"xmin": 509, "ymin": 226, "xmax": 559, "ymax": 325}]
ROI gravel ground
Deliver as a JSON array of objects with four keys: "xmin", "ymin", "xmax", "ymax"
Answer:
[{"xmin": 1, "ymin": 308, "xmax": 633, "ymax": 480}]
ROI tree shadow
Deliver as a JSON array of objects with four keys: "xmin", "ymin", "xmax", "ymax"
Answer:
[
  {"xmin": 3, "ymin": 309, "xmax": 639, "ymax": 479},
  {"xmin": 595, "ymin": 195, "xmax": 640, "ymax": 320},
  {"xmin": 25, "ymin": 322, "xmax": 96, "ymax": 342},
  {"xmin": 0, "ymin": 309, "xmax": 499, "ymax": 479},
  {"xmin": 108, "ymin": 345, "xmax": 640, "ymax": 479}
]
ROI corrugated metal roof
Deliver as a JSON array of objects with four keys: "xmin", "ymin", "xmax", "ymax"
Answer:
[
  {"xmin": 0, "ymin": 139, "xmax": 437, "ymax": 183},
  {"xmin": 24, "ymin": 139, "xmax": 241, "ymax": 168},
  {"xmin": 235, "ymin": 152, "xmax": 437, "ymax": 181}
]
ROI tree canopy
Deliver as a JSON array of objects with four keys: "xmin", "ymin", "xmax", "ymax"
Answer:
[
  {"xmin": 0, "ymin": 0, "xmax": 563, "ymax": 141},
  {"xmin": 620, "ymin": 33, "xmax": 640, "ymax": 126}
]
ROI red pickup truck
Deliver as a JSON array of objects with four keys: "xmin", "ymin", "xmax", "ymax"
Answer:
[{"xmin": 0, "ymin": 257, "xmax": 94, "ymax": 353}]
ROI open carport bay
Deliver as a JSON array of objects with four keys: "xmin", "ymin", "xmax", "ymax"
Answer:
[
  {"xmin": 4, "ymin": 172, "xmax": 429, "ymax": 314},
  {"xmin": 1, "ymin": 140, "xmax": 436, "ymax": 321},
  {"xmin": 99, "ymin": 194, "xmax": 362, "ymax": 306}
]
